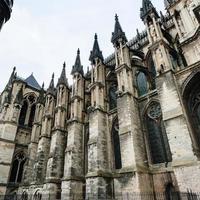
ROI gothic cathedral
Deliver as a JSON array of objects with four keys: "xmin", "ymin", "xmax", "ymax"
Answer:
[{"xmin": 1, "ymin": 0, "xmax": 200, "ymax": 199}]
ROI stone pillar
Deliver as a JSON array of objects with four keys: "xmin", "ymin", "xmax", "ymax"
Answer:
[
  {"xmin": 44, "ymin": 84, "xmax": 69, "ymax": 200},
  {"xmin": 61, "ymin": 121, "xmax": 84, "ymax": 200},
  {"xmin": 0, "ymin": 84, "xmax": 23, "ymax": 197},
  {"xmin": 23, "ymin": 102, "xmax": 44, "ymax": 184},
  {"xmin": 61, "ymin": 71, "xmax": 85, "ymax": 200},
  {"xmin": 156, "ymin": 72, "xmax": 197, "ymax": 165},
  {"xmin": 33, "ymin": 93, "xmax": 55, "ymax": 184},
  {"xmin": 86, "ymin": 109, "xmax": 111, "ymax": 200}
]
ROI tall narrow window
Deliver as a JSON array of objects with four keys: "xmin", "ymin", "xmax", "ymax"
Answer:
[
  {"xmin": 21, "ymin": 191, "xmax": 28, "ymax": 200},
  {"xmin": 28, "ymin": 104, "xmax": 36, "ymax": 127},
  {"xmin": 19, "ymin": 100, "xmax": 28, "ymax": 126},
  {"xmin": 109, "ymin": 84, "xmax": 118, "ymax": 110},
  {"xmin": 137, "ymin": 71, "xmax": 148, "ymax": 96},
  {"xmin": 9, "ymin": 152, "xmax": 26, "ymax": 183},
  {"xmin": 146, "ymin": 102, "xmax": 172, "ymax": 164},
  {"xmin": 112, "ymin": 118, "xmax": 122, "ymax": 169},
  {"xmin": 165, "ymin": 184, "xmax": 179, "ymax": 200}
]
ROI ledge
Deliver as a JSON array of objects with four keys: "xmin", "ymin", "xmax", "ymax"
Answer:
[{"xmin": 62, "ymin": 176, "xmax": 85, "ymax": 182}]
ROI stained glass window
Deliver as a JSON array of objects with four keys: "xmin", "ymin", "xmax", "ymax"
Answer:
[
  {"xmin": 146, "ymin": 102, "xmax": 172, "ymax": 164},
  {"xmin": 112, "ymin": 118, "xmax": 122, "ymax": 169},
  {"xmin": 137, "ymin": 71, "xmax": 148, "ymax": 96}
]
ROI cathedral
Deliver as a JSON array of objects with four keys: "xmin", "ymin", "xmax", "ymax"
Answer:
[{"xmin": 1, "ymin": 0, "xmax": 200, "ymax": 199}]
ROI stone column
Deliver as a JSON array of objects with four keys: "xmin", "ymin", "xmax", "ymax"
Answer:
[
  {"xmin": 61, "ymin": 73, "xmax": 85, "ymax": 200},
  {"xmin": 0, "ymin": 85, "xmax": 23, "ymax": 197},
  {"xmin": 86, "ymin": 108, "xmax": 111, "ymax": 200},
  {"xmin": 156, "ymin": 72, "xmax": 197, "ymax": 165},
  {"xmin": 33, "ymin": 94, "xmax": 55, "ymax": 185},
  {"xmin": 23, "ymin": 103, "xmax": 44, "ymax": 184}
]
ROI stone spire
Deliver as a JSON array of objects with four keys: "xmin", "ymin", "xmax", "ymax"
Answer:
[
  {"xmin": 47, "ymin": 73, "xmax": 55, "ymax": 96},
  {"xmin": 71, "ymin": 49, "xmax": 84, "ymax": 76},
  {"xmin": 140, "ymin": 0, "xmax": 158, "ymax": 21},
  {"xmin": 111, "ymin": 14, "xmax": 127, "ymax": 45},
  {"xmin": 57, "ymin": 62, "xmax": 68, "ymax": 86},
  {"xmin": 6, "ymin": 67, "xmax": 16, "ymax": 88},
  {"xmin": 89, "ymin": 33, "xmax": 104, "ymax": 63},
  {"xmin": 37, "ymin": 83, "xmax": 45, "ymax": 105}
]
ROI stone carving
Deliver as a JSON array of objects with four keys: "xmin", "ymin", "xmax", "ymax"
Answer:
[{"xmin": 147, "ymin": 102, "xmax": 162, "ymax": 120}]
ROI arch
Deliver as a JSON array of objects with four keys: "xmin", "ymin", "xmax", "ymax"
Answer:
[
  {"xmin": 183, "ymin": 71, "xmax": 200, "ymax": 153},
  {"xmin": 21, "ymin": 191, "xmax": 28, "ymax": 200},
  {"xmin": 111, "ymin": 117, "xmax": 122, "ymax": 169},
  {"xmin": 33, "ymin": 190, "xmax": 42, "ymax": 200},
  {"xmin": 136, "ymin": 71, "xmax": 148, "ymax": 96},
  {"xmin": 9, "ymin": 151, "xmax": 26, "ymax": 183},
  {"xmin": 144, "ymin": 101, "xmax": 172, "ymax": 164},
  {"xmin": 18, "ymin": 93, "xmax": 37, "ymax": 127},
  {"xmin": 181, "ymin": 68, "xmax": 200, "ymax": 96}
]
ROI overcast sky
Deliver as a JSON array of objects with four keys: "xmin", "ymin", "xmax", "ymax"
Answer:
[{"xmin": 0, "ymin": 0, "xmax": 164, "ymax": 92}]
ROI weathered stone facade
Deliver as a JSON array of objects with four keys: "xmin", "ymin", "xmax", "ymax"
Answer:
[{"xmin": 1, "ymin": 0, "xmax": 200, "ymax": 199}]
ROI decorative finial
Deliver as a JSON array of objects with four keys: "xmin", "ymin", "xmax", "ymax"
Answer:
[
  {"xmin": 94, "ymin": 33, "xmax": 98, "ymax": 40},
  {"xmin": 115, "ymin": 14, "xmax": 118, "ymax": 21},
  {"xmin": 13, "ymin": 66, "xmax": 16, "ymax": 71},
  {"xmin": 77, "ymin": 48, "xmax": 80, "ymax": 55},
  {"xmin": 63, "ymin": 62, "xmax": 66, "ymax": 68},
  {"xmin": 42, "ymin": 82, "xmax": 44, "ymax": 88},
  {"xmin": 52, "ymin": 73, "xmax": 54, "ymax": 79}
]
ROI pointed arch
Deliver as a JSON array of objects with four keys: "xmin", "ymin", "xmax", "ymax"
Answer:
[
  {"xmin": 183, "ymin": 70, "xmax": 200, "ymax": 153},
  {"xmin": 33, "ymin": 190, "xmax": 42, "ymax": 200},
  {"xmin": 9, "ymin": 151, "xmax": 26, "ymax": 183},
  {"xmin": 111, "ymin": 117, "xmax": 122, "ymax": 169},
  {"xmin": 21, "ymin": 191, "xmax": 28, "ymax": 200},
  {"xmin": 136, "ymin": 70, "xmax": 149, "ymax": 96},
  {"xmin": 144, "ymin": 101, "xmax": 172, "ymax": 164}
]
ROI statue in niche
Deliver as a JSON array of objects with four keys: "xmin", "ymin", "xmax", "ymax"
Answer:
[
  {"xmin": 149, "ymin": 21, "xmax": 157, "ymax": 42},
  {"xmin": 109, "ymin": 84, "xmax": 118, "ymax": 110}
]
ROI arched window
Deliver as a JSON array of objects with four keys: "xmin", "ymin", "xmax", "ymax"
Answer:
[
  {"xmin": 145, "ymin": 102, "xmax": 172, "ymax": 164},
  {"xmin": 21, "ymin": 191, "xmax": 28, "ymax": 200},
  {"xmin": 18, "ymin": 94, "xmax": 37, "ymax": 127},
  {"xmin": 9, "ymin": 152, "xmax": 26, "ymax": 183},
  {"xmin": 112, "ymin": 117, "xmax": 122, "ymax": 169},
  {"xmin": 109, "ymin": 84, "xmax": 118, "ymax": 110},
  {"xmin": 183, "ymin": 72, "xmax": 200, "ymax": 152},
  {"xmin": 136, "ymin": 71, "xmax": 148, "ymax": 96},
  {"xmin": 19, "ymin": 100, "xmax": 28, "ymax": 126},
  {"xmin": 33, "ymin": 190, "xmax": 42, "ymax": 200}
]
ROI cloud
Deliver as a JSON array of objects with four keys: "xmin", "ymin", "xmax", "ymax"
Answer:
[{"xmin": 0, "ymin": 0, "xmax": 164, "ymax": 91}]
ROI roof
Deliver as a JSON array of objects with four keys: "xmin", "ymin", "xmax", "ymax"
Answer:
[{"xmin": 25, "ymin": 74, "xmax": 41, "ymax": 90}]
